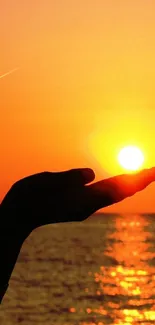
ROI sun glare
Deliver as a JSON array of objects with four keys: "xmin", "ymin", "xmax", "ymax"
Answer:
[{"xmin": 118, "ymin": 146, "xmax": 144, "ymax": 171}]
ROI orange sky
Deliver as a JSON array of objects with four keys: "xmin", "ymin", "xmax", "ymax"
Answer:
[{"xmin": 1, "ymin": 0, "xmax": 155, "ymax": 213}]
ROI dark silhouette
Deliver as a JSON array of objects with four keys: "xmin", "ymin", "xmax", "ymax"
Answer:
[{"xmin": 1, "ymin": 167, "xmax": 155, "ymax": 303}]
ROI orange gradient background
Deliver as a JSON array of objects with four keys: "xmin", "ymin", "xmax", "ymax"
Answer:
[{"xmin": 1, "ymin": 0, "xmax": 155, "ymax": 213}]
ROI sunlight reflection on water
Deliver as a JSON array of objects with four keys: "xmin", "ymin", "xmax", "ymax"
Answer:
[{"xmin": 79, "ymin": 215, "xmax": 155, "ymax": 325}]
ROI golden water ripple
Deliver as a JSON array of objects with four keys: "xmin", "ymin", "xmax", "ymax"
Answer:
[{"xmin": 78, "ymin": 215, "xmax": 155, "ymax": 325}]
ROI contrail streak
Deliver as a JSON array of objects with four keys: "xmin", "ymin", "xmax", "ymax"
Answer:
[{"xmin": 0, "ymin": 67, "xmax": 19, "ymax": 79}]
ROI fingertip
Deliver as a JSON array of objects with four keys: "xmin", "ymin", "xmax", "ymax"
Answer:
[
  {"xmin": 133, "ymin": 167, "xmax": 155, "ymax": 191},
  {"xmin": 145, "ymin": 167, "xmax": 155, "ymax": 181},
  {"xmin": 82, "ymin": 168, "xmax": 95, "ymax": 183},
  {"xmin": 149, "ymin": 166, "xmax": 155, "ymax": 174}
]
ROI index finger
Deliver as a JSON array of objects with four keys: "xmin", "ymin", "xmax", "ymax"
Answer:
[{"xmin": 87, "ymin": 167, "xmax": 155, "ymax": 210}]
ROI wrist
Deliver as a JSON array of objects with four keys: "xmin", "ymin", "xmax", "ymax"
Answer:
[
  {"xmin": 0, "ymin": 233, "xmax": 22, "ymax": 284},
  {"xmin": 0, "ymin": 283, "xmax": 9, "ymax": 303},
  {"xmin": 0, "ymin": 203, "xmax": 24, "ymax": 291},
  {"xmin": 0, "ymin": 201, "xmax": 31, "ymax": 244}
]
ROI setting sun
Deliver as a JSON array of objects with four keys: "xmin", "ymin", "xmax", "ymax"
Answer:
[{"xmin": 118, "ymin": 146, "xmax": 144, "ymax": 171}]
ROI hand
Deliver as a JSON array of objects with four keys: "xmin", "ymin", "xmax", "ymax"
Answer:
[{"xmin": 1, "ymin": 167, "xmax": 155, "ymax": 243}]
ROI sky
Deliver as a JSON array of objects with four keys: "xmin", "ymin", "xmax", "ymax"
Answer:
[{"xmin": 1, "ymin": 0, "xmax": 155, "ymax": 213}]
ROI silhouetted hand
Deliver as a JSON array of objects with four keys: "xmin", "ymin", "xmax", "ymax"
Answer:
[{"xmin": 1, "ymin": 167, "xmax": 155, "ymax": 244}]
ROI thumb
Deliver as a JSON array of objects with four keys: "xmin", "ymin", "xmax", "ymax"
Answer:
[
  {"xmin": 10, "ymin": 168, "xmax": 96, "ymax": 191},
  {"xmin": 59, "ymin": 168, "xmax": 95, "ymax": 186}
]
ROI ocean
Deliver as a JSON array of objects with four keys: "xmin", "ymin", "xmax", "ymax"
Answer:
[{"xmin": 1, "ymin": 213, "xmax": 155, "ymax": 325}]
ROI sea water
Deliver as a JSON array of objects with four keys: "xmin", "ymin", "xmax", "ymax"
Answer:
[{"xmin": 1, "ymin": 213, "xmax": 155, "ymax": 325}]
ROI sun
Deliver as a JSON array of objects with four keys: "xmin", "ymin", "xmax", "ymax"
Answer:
[{"xmin": 118, "ymin": 145, "xmax": 144, "ymax": 171}]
